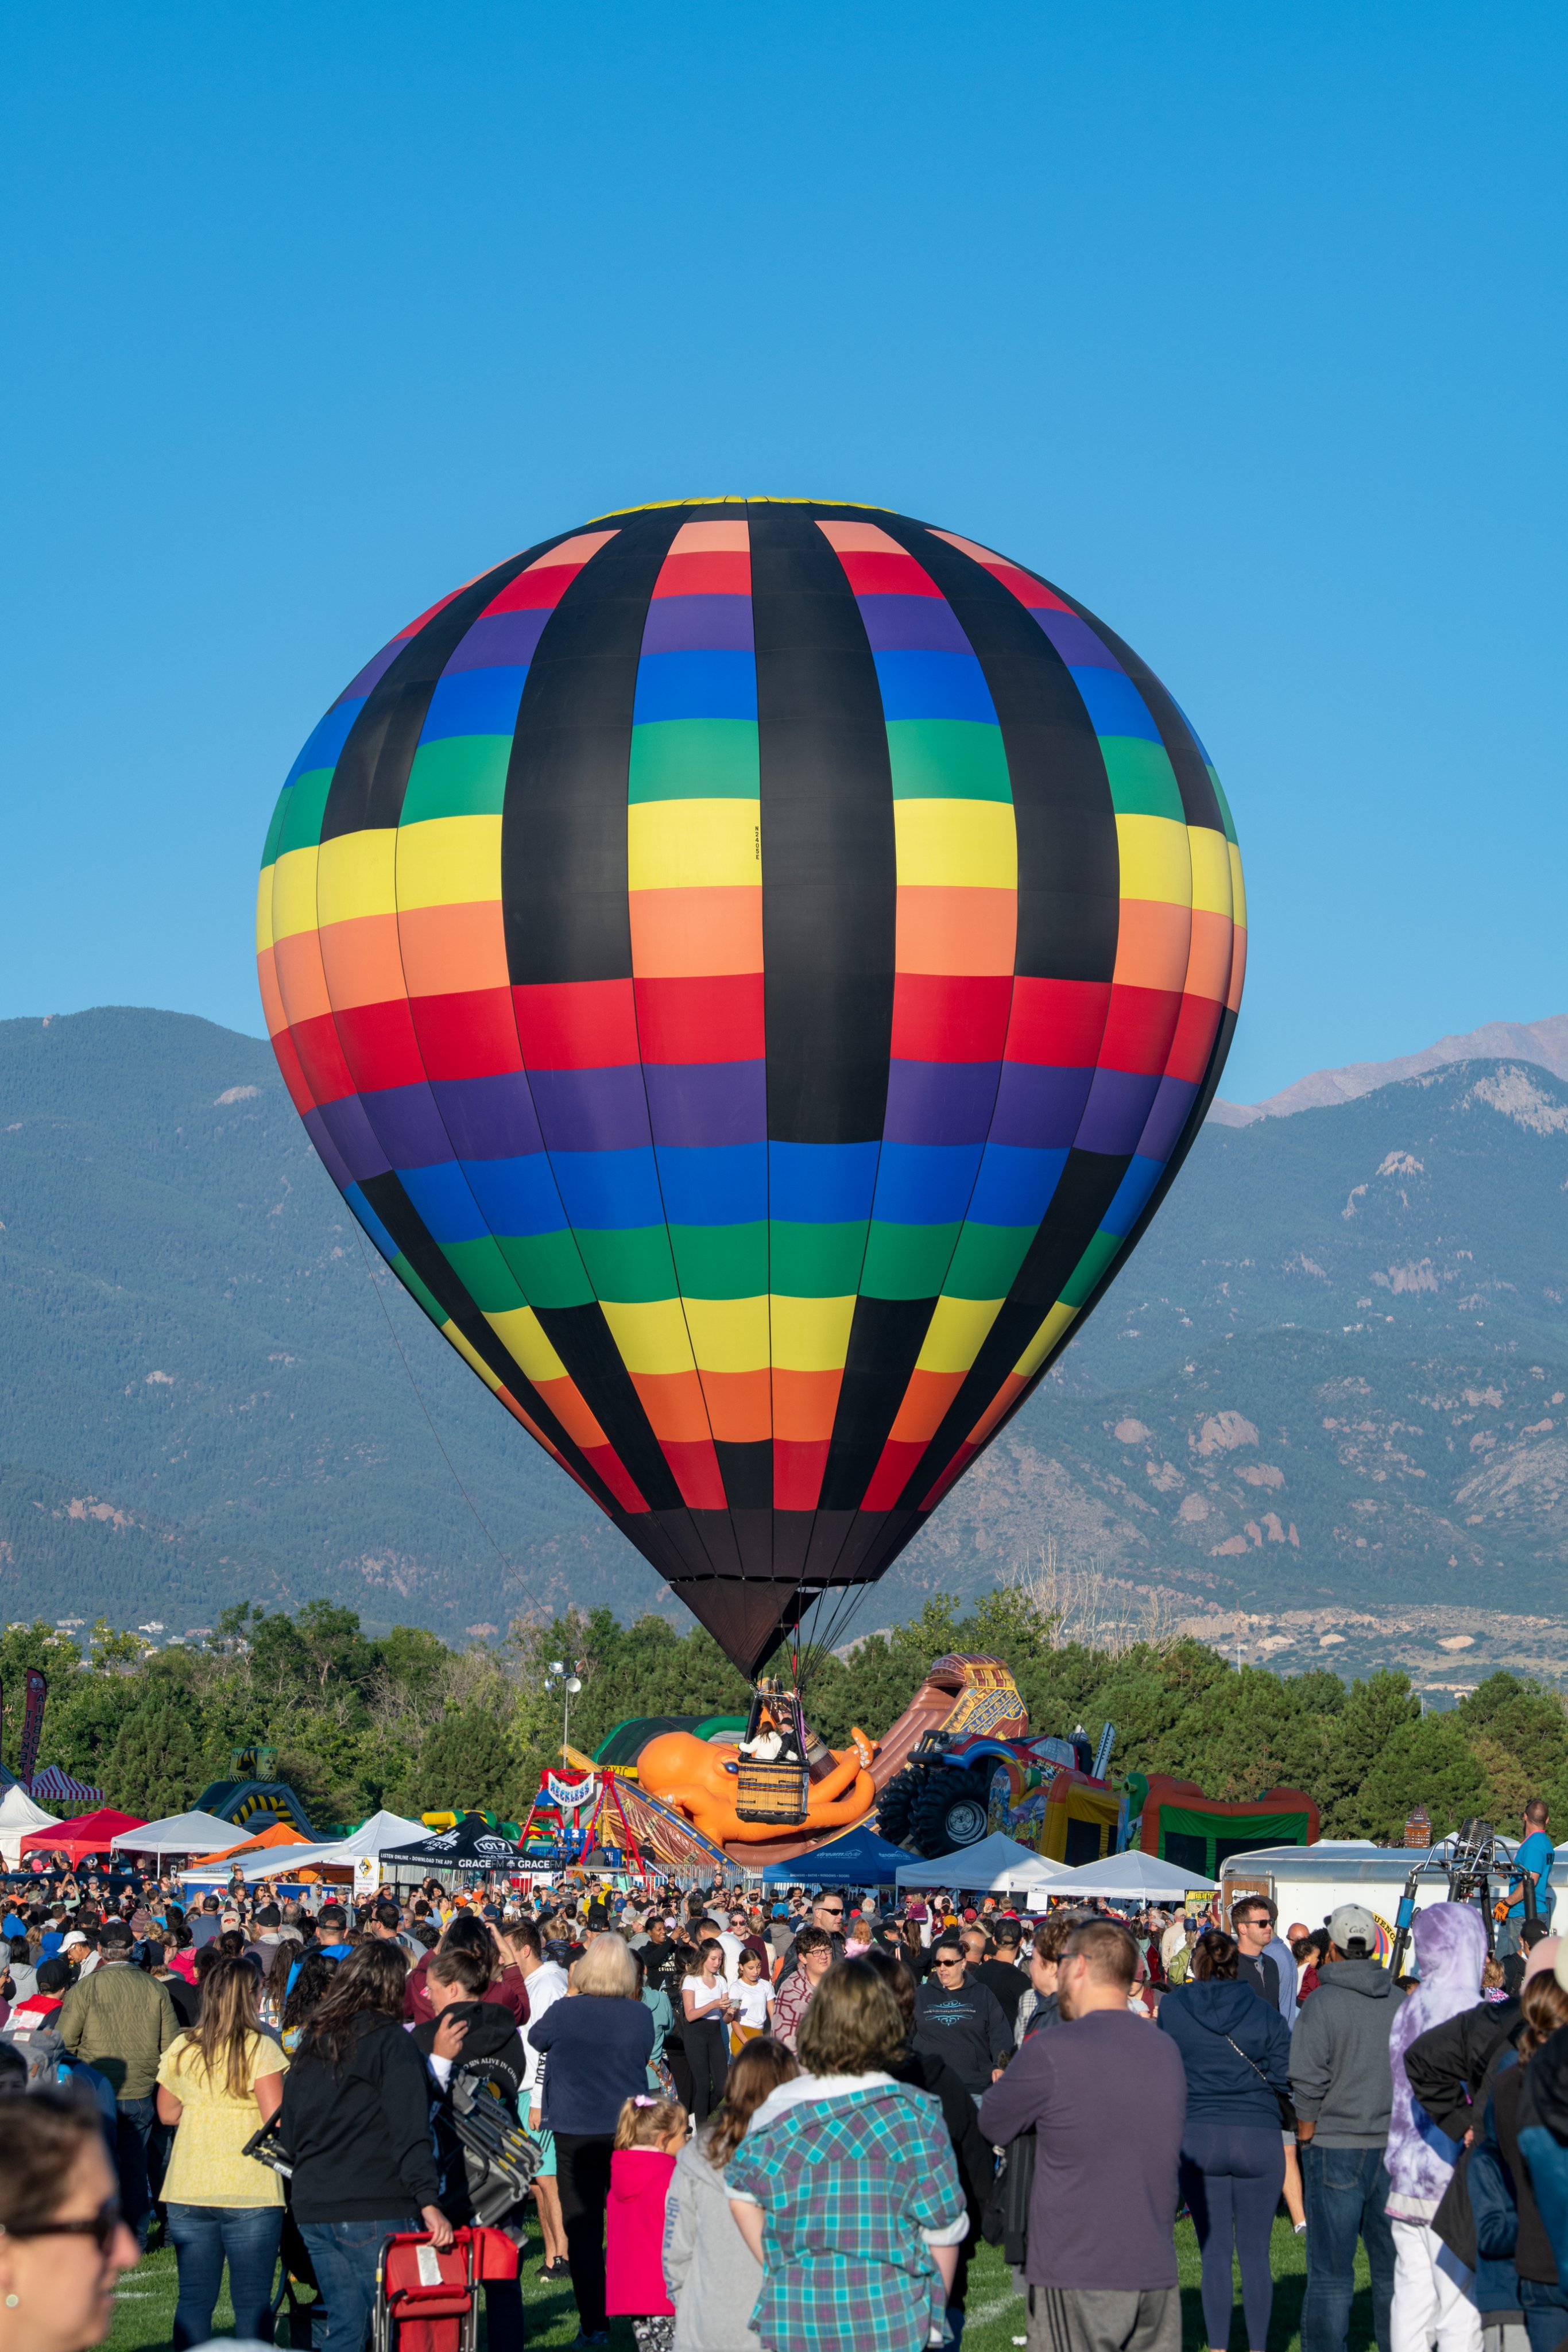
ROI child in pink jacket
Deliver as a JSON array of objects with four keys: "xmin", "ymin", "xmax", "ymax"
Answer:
[{"xmin": 606, "ymin": 2092, "xmax": 688, "ymax": 2350}]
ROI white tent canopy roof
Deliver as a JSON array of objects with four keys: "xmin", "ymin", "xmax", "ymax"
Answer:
[
  {"xmin": 0, "ymin": 1784, "xmax": 62, "ymax": 1869},
  {"xmin": 894, "ymin": 1833, "xmax": 1070, "ymax": 1891},
  {"xmin": 181, "ymin": 1807, "xmax": 431, "ymax": 1882},
  {"xmin": 110, "ymin": 1811, "xmax": 245, "ymax": 1854},
  {"xmin": 1029, "ymin": 1850, "xmax": 1219, "ymax": 1899}
]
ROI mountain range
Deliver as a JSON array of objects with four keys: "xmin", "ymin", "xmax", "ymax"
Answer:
[
  {"xmin": 2, "ymin": 1008, "xmax": 1566, "ymax": 1687},
  {"xmin": 1210, "ymin": 1012, "xmax": 1568, "ymax": 1123}
]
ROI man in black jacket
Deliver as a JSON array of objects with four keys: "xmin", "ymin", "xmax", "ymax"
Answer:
[
  {"xmin": 913, "ymin": 1940, "xmax": 1012, "ymax": 2097},
  {"xmin": 1232, "ymin": 1897, "xmax": 1281, "ymax": 2009}
]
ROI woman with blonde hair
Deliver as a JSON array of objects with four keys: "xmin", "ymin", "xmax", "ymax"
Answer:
[
  {"xmin": 726, "ymin": 1962, "xmax": 966, "ymax": 2352},
  {"xmin": 529, "ymin": 1931, "xmax": 656, "ymax": 2346},
  {"xmin": 154, "ymin": 1953, "xmax": 290, "ymax": 2350}
]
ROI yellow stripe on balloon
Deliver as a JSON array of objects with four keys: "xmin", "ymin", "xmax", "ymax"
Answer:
[
  {"xmin": 394, "ymin": 814, "xmax": 504, "ymax": 911},
  {"xmin": 269, "ymin": 845, "xmax": 321, "ymax": 942},
  {"xmin": 1114, "ymin": 814, "xmax": 1192, "ymax": 907},
  {"xmin": 1013, "ymin": 1301, "xmax": 1078, "ymax": 1381},
  {"xmin": 318, "ymin": 829, "xmax": 398, "ymax": 929},
  {"xmin": 1186, "ymin": 825, "xmax": 1233, "ymax": 919},
  {"xmin": 893, "ymin": 798, "xmax": 1017, "ymax": 891},
  {"xmin": 768, "ymin": 1294, "xmax": 856, "ymax": 1371},
  {"xmin": 598, "ymin": 1298, "xmax": 699, "ymax": 1378},
  {"xmin": 627, "ymin": 798, "xmax": 760, "ymax": 893},
  {"xmin": 915, "ymin": 1295, "xmax": 1005, "ymax": 1375},
  {"xmin": 682, "ymin": 1294, "xmax": 770, "ymax": 1373},
  {"xmin": 484, "ymin": 1306, "xmax": 569, "ymax": 1387}
]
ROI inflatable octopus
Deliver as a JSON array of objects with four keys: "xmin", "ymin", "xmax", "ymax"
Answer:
[{"xmin": 637, "ymin": 1725, "xmax": 877, "ymax": 1847}]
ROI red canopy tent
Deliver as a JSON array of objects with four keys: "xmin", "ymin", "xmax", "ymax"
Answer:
[{"xmin": 20, "ymin": 1808, "xmax": 147, "ymax": 1861}]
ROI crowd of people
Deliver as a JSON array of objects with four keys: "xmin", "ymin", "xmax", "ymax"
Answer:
[{"xmin": 1, "ymin": 1805, "xmax": 1567, "ymax": 2352}]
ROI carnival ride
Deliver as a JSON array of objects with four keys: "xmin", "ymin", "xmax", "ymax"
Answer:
[{"xmin": 257, "ymin": 498, "xmax": 1245, "ymax": 1828}]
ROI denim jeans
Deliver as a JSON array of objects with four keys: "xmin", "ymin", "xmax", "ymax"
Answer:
[
  {"xmin": 299, "ymin": 2218, "xmax": 420, "ymax": 2352},
  {"xmin": 165, "ymin": 2204, "xmax": 284, "ymax": 2350},
  {"xmin": 1516, "ymin": 2280, "xmax": 1568, "ymax": 2352},
  {"xmin": 114, "ymin": 2095, "xmax": 158, "ymax": 2249},
  {"xmin": 1300, "ymin": 2142, "xmax": 1397, "ymax": 2352}
]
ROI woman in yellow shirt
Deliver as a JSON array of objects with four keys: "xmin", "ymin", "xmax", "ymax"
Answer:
[{"xmin": 155, "ymin": 1955, "xmax": 289, "ymax": 2350}]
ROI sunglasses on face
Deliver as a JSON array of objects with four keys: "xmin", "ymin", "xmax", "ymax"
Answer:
[
  {"xmin": 818, "ymin": 1906, "xmax": 843, "ymax": 1916},
  {"xmin": 2, "ymin": 2199, "xmax": 122, "ymax": 2253}
]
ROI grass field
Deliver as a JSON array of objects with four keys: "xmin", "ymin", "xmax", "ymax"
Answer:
[{"xmin": 106, "ymin": 2212, "xmax": 1377, "ymax": 2352}]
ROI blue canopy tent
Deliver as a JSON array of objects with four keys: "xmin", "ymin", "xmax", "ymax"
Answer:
[{"xmin": 761, "ymin": 1823, "xmax": 915, "ymax": 1888}]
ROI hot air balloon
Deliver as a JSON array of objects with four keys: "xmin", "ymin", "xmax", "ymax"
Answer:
[{"xmin": 257, "ymin": 498, "xmax": 1244, "ymax": 1725}]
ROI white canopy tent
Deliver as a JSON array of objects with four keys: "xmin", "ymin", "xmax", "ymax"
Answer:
[
  {"xmin": 182, "ymin": 1807, "xmax": 431, "ymax": 1884},
  {"xmin": 0, "ymin": 1784, "xmax": 62, "ymax": 1869},
  {"xmin": 893, "ymin": 1833, "xmax": 1069, "ymax": 1894},
  {"xmin": 110, "ymin": 1810, "xmax": 247, "ymax": 1856},
  {"xmin": 1027, "ymin": 1850, "xmax": 1218, "ymax": 1901}
]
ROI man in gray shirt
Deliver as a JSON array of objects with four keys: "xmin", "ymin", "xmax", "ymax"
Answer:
[{"xmin": 1289, "ymin": 1902, "xmax": 1404, "ymax": 2352}]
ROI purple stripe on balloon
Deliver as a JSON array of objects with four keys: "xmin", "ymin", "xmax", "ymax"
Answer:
[
  {"xmin": 856, "ymin": 593, "xmax": 973, "ymax": 654},
  {"xmin": 884, "ymin": 1058, "xmax": 1001, "ymax": 1146},
  {"xmin": 444, "ymin": 608, "xmax": 553, "ymax": 673},
  {"xmin": 987, "ymin": 1061, "xmax": 1097, "ymax": 1150},
  {"xmin": 313, "ymin": 1093, "xmax": 393, "ymax": 1183},
  {"xmin": 359, "ymin": 1081, "xmax": 459, "ymax": 1170},
  {"xmin": 1136, "ymin": 1072, "xmax": 1200, "ymax": 1162},
  {"xmin": 640, "ymin": 593, "xmax": 754, "ymax": 655},
  {"xmin": 1029, "ymin": 609, "xmax": 1120, "ymax": 670},
  {"xmin": 429, "ymin": 1070, "xmax": 545, "ymax": 1161},
  {"xmin": 643, "ymin": 1058, "xmax": 767, "ymax": 1148},
  {"xmin": 335, "ymin": 637, "xmax": 404, "ymax": 706},
  {"xmin": 529, "ymin": 1062, "xmax": 652, "ymax": 1154},
  {"xmin": 1074, "ymin": 1067, "xmax": 1162, "ymax": 1156},
  {"xmin": 301, "ymin": 1104, "xmax": 357, "ymax": 1190}
]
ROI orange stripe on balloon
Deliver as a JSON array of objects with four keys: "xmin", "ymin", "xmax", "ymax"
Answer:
[
  {"xmin": 396, "ymin": 900, "xmax": 510, "ymax": 998},
  {"xmin": 1111, "ymin": 898, "xmax": 1191, "ymax": 993},
  {"xmin": 700, "ymin": 1368, "xmax": 773, "ymax": 1445},
  {"xmin": 771, "ymin": 1368, "xmax": 845, "ymax": 1444},
  {"xmin": 896, "ymin": 885, "xmax": 1017, "ymax": 977},
  {"xmin": 628, "ymin": 885, "xmax": 763, "ymax": 978},
  {"xmin": 317, "ymin": 911, "xmax": 406, "ymax": 1011}
]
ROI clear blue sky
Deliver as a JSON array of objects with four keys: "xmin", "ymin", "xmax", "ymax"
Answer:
[{"xmin": 5, "ymin": 4, "xmax": 1563, "ymax": 1104}]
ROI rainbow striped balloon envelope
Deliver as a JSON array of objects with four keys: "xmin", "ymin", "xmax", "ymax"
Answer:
[{"xmin": 257, "ymin": 500, "xmax": 1245, "ymax": 1675}]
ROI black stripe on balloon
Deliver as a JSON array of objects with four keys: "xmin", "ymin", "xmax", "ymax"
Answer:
[
  {"xmin": 885, "ymin": 1146, "xmax": 1129, "ymax": 1510},
  {"xmin": 501, "ymin": 509, "xmax": 685, "ymax": 986},
  {"xmin": 819, "ymin": 1295, "xmax": 940, "ymax": 1512},
  {"xmin": 1048, "ymin": 589, "xmax": 1224, "ymax": 835},
  {"xmin": 354, "ymin": 1170, "xmax": 628, "ymax": 1522},
  {"xmin": 750, "ymin": 504, "xmax": 896, "ymax": 1145},
  {"xmin": 529, "ymin": 1302, "xmax": 683, "ymax": 1517},
  {"xmin": 320, "ymin": 536, "xmax": 569, "ymax": 846},
  {"xmin": 884, "ymin": 520, "xmax": 1120, "ymax": 983}
]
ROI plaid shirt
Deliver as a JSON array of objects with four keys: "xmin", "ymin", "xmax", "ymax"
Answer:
[{"xmin": 727, "ymin": 2076, "xmax": 965, "ymax": 2352}]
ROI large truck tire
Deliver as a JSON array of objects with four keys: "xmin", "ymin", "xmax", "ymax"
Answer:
[
  {"xmin": 909, "ymin": 1766, "xmax": 991, "ymax": 1858},
  {"xmin": 875, "ymin": 1769, "xmax": 919, "ymax": 1848}
]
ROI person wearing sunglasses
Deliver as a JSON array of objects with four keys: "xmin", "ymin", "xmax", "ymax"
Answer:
[
  {"xmin": 0, "ymin": 2088, "xmax": 140, "ymax": 2352},
  {"xmin": 776, "ymin": 1895, "xmax": 847, "ymax": 1986},
  {"xmin": 912, "ymin": 1941, "xmax": 1012, "ymax": 2101}
]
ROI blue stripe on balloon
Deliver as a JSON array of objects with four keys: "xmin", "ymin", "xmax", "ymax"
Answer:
[
  {"xmin": 654, "ymin": 1140, "xmax": 768, "ymax": 1225},
  {"xmin": 965, "ymin": 1142, "xmax": 1068, "ymax": 1229},
  {"xmin": 549, "ymin": 1146, "xmax": 665, "ymax": 1231},
  {"xmin": 872, "ymin": 648, "xmax": 998, "ymax": 724},
  {"xmin": 768, "ymin": 1140, "xmax": 880, "ymax": 1224},
  {"xmin": 461, "ymin": 1154, "xmax": 567, "ymax": 1239},
  {"xmin": 1065, "ymin": 666, "xmax": 1163, "ymax": 742},
  {"xmin": 420, "ymin": 664, "xmax": 529, "ymax": 741},
  {"xmin": 1101, "ymin": 1152, "xmax": 1165, "ymax": 1237},
  {"xmin": 398, "ymin": 1159, "xmax": 493, "ymax": 1244},
  {"xmin": 632, "ymin": 649, "xmax": 758, "ymax": 724},
  {"xmin": 870, "ymin": 1141, "xmax": 984, "ymax": 1225}
]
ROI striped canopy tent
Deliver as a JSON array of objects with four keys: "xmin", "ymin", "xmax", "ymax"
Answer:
[{"xmin": 258, "ymin": 501, "xmax": 1244, "ymax": 1678}]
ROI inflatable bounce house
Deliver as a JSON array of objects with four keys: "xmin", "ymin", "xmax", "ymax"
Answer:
[
  {"xmin": 1124, "ymin": 1772, "xmax": 1318, "ymax": 1878},
  {"xmin": 193, "ymin": 1746, "xmax": 316, "ymax": 1840}
]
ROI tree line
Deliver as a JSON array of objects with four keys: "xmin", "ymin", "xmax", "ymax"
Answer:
[{"xmin": 1, "ymin": 1588, "xmax": 1563, "ymax": 1844}]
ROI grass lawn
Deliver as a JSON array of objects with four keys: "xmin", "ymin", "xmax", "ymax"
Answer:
[{"xmin": 107, "ymin": 2213, "xmax": 1376, "ymax": 2351}]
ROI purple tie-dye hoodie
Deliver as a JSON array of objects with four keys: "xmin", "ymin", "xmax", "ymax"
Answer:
[{"xmin": 1385, "ymin": 1901, "xmax": 1486, "ymax": 2220}]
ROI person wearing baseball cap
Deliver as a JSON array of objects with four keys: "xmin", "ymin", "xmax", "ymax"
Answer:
[{"xmin": 1288, "ymin": 1903, "xmax": 1405, "ymax": 2352}]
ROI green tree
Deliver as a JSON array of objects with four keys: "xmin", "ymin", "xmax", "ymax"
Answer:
[
  {"xmin": 1455, "ymin": 1675, "xmax": 1568, "ymax": 1829},
  {"xmin": 399, "ymin": 1705, "xmax": 520, "ymax": 1816},
  {"xmin": 1357, "ymin": 1715, "xmax": 1488, "ymax": 1843},
  {"xmin": 107, "ymin": 1697, "xmax": 202, "ymax": 1819},
  {"xmin": 1317, "ymin": 1673, "xmax": 1423, "ymax": 1834}
]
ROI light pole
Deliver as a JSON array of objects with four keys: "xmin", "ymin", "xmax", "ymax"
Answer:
[{"xmin": 546, "ymin": 1659, "xmax": 583, "ymax": 1761}]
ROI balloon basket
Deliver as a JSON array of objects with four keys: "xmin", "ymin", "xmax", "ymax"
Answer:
[{"xmin": 734, "ymin": 1680, "xmax": 811, "ymax": 1825}]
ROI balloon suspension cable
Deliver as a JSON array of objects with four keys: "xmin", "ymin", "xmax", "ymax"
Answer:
[
  {"xmin": 352, "ymin": 1227, "xmax": 521, "ymax": 1587},
  {"xmin": 780, "ymin": 1581, "xmax": 877, "ymax": 1699}
]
